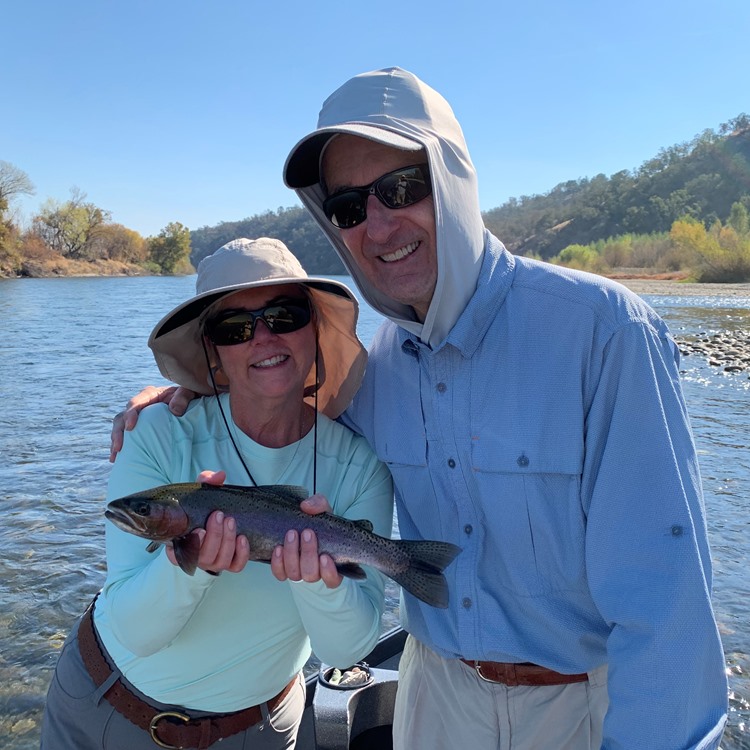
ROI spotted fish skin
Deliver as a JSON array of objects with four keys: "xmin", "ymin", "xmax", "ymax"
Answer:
[{"xmin": 105, "ymin": 482, "xmax": 461, "ymax": 608}]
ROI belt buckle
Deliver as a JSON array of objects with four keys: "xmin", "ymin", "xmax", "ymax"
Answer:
[
  {"xmin": 149, "ymin": 711, "xmax": 191, "ymax": 749},
  {"xmin": 472, "ymin": 660, "xmax": 494, "ymax": 683},
  {"xmin": 473, "ymin": 661, "xmax": 517, "ymax": 686}
]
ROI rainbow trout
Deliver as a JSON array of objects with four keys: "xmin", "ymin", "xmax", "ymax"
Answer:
[{"xmin": 105, "ymin": 483, "xmax": 461, "ymax": 608}]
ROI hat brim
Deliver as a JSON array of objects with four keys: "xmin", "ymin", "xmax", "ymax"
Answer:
[
  {"xmin": 148, "ymin": 277, "xmax": 367, "ymax": 419},
  {"xmin": 284, "ymin": 124, "xmax": 422, "ymax": 189}
]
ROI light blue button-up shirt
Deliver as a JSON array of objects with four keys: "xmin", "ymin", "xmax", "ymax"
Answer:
[{"xmin": 343, "ymin": 237, "xmax": 728, "ymax": 749}]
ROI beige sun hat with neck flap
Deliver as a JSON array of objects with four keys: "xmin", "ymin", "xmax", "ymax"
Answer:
[{"xmin": 148, "ymin": 237, "xmax": 367, "ymax": 419}]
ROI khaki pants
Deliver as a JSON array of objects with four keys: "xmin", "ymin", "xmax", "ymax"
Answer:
[{"xmin": 393, "ymin": 636, "xmax": 608, "ymax": 750}]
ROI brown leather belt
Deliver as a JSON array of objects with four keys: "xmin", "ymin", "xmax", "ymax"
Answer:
[
  {"xmin": 77, "ymin": 603, "xmax": 296, "ymax": 749},
  {"xmin": 460, "ymin": 659, "xmax": 588, "ymax": 687}
]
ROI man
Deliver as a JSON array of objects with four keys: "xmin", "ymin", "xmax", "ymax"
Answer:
[
  {"xmin": 117, "ymin": 68, "xmax": 728, "ymax": 749},
  {"xmin": 283, "ymin": 66, "xmax": 727, "ymax": 750}
]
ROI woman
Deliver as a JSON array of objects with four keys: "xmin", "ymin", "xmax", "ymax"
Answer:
[{"xmin": 41, "ymin": 237, "xmax": 394, "ymax": 750}]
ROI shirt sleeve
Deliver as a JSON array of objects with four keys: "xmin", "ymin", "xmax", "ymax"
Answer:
[
  {"xmin": 583, "ymin": 321, "xmax": 728, "ymax": 749},
  {"xmin": 101, "ymin": 405, "xmax": 218, "ymax": 656},
  {"xmin": 286, "ymin": 452, "xmax": 394, "ymax": 668}
]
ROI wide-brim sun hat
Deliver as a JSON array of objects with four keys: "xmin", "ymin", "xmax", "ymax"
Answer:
[{"xmin": 148, "ymin": 237, "xmax": 367, "ymax": 419}]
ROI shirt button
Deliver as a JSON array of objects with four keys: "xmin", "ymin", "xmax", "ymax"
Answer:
[
  {"xmin": 464, "ymin": 524, "xmax": 473, "ymax": 535},
  {"xmin": 462, "ymin": 597, "xmax": 472, "ymax": 609},
  {"xmin": 671, "ymin": 525, "xmax": 684, "ymax": 537},
  {"xmin": 448, "ymin": 458, "xmax": 456, "ymax": 468},
  {"xmin": 437, "ymin": 382, "xmax": 447, "ymax": 393},
  {"xmin": 517, "ymin": 454, "xmax": 530, "ymax": 468}
]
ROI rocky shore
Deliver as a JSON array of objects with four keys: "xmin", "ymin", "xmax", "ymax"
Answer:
[
  {"xmin": 676, "ymin": 330, "xmax": 750, "ymax": 375},
  {"xmin": 614, "ymin": 278, "xmax": 750, "ymax": 377}
]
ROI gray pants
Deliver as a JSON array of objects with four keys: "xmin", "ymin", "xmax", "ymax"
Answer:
[
  {"xmin": 40, "ymin": 614, "xmax": 305, "ymax": 750},
  {"xmin": 393, "ymin": 636, "xmax": 608, "ymax": 750}
]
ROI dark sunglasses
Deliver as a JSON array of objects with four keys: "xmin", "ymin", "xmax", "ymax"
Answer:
[
  {"xmin": 204, "ymin": 298, "xmax": 311, "ymax": 346},
  {"xmin": 322, "ymin": 163, "xmax": 432, "ymax": 229}
]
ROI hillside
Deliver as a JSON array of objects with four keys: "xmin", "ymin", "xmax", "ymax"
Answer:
[
  {"xmin": 484, "ymin": 120, "xmax": 750, "ymax": 259},
  {"xmin": 190, "ymin": 115, "xmax": 750, "ymax": 270}
]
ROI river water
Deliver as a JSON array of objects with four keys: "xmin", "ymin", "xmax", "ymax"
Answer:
[{"xmin": 0, "ymin": 276, "xmax": 748, "ymax": 749}]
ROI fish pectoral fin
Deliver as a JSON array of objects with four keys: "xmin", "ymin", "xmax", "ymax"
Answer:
[
  {"xmin": 145, "ymin": 542, "xmax": 161, "ymax": 554},
  {"xmin": 334, "ymin": 563, "xmax": 367, "ymax": 580},
  {"xmin": 353, "ymin": 519, "xmax": 374, "ymax": 533},
  {"xmin": 173, "ymin": 535, "xmax": 200, "ymax": 576}
]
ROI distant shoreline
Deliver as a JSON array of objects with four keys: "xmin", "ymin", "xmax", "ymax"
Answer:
[
  {"xmin": 3, "ymin": 264, "xmax": 750, "ymax": 298},
  {"xmin": 613, "ymin": 278, "xmax": 750, "ymax": 297}
]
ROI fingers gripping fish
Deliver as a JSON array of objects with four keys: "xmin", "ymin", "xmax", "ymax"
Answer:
[{"xmin": 106, "ymin": 483, "xmax": 461, "ymax": 609}]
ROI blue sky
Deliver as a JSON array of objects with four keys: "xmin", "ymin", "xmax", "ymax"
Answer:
[{"xmin": 4, "ymin": 0, "xmax": 750, "ymax": 238}]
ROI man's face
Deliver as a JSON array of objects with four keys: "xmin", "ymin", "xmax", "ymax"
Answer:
[{"xmin": 322, "ymin": 135, "xmax": 438, "ymax": 321}]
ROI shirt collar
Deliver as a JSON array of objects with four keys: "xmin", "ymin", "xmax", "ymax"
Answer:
[{"xmin": 398, "ymin": 233, "xmax": 515, "ymax": 358}]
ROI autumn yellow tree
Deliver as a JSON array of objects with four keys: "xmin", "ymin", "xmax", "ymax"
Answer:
[
  {"xmin": 0, "ymin": 161, "xmax": 35, "ymax": 274},
  {"xmin": 670, "ymin": 211, "xmax": 750, "ymax": 282}
]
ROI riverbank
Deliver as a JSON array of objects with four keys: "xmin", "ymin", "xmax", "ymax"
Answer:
[
  {"xmin": 612, "ymin": 277, "xmax": 750, "ymax": 377},
  {"xmin": 1, "ymin": 257, "xmax": 148, "ymax": 278},
  {"xmin": 6, "ymin": 257, "xmax": 750, "ymax": 295},
  {"xmin": 615, "ymin": 278, "xmax": 750, "ymax": 297}
]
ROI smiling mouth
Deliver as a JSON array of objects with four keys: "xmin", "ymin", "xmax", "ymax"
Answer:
[
  {"xmin": 253, "ymin": 354, "xmax": 288, "ymax": 368},
  {"xmin": 380, "ymin": 241, "xmax": 419, "ymax": 263}
]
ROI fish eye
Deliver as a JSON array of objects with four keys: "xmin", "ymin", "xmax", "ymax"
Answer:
[{"xmin": 132, "ymin": 501, "xmax": 151, "ymax": 516}]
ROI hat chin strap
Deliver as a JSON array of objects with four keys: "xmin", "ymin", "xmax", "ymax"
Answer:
[
  {"xmin": 199, "ymin": 337, "xmax": 319, "ymax": 495},
  {"xmin": 312, "ymin": 337, "xmax": 319, "ymax": 494},
  {"xmin": 202, "ymin": 337, "xmax": 258, "ymax": 487}
]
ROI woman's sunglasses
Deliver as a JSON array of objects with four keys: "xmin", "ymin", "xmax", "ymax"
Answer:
[
  {"xmin": 322, "ymin": 163, "xmax": 431, "ymax": 229},
  {"xmin": 204, "ymin": 298, "xmax": 311, "ymax": 346}
]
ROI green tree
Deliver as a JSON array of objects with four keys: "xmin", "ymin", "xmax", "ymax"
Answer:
[
  {"xmin": 148, "ymin": 222, "xmax": 192, "ymax": 273},
  {"xmin": 551, "ymin": 243, "xmax": 607, "ymax": 273},
  {"xmin": 728, "ymin": 201, "xmax": 749, "ymax": 234},
  {"xmin": 33, "ymin": 188, "xmax": 111, "ymax": 259}
]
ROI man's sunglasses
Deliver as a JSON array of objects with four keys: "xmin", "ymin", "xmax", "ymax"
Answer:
[
  {"xmin": 322, "ymin": 164, "xmax": 432, "ymax": 229},
  {"xmin": 204, "ymin": 298, "xmax": 311, "ymax": 346}
]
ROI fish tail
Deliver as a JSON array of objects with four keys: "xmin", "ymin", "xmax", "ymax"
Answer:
[{"xmin": 390, "ymin": 540, "xmax": 461, "ymax": 609}]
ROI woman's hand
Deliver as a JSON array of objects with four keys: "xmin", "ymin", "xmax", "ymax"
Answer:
[
  {"xmin": 271, "ymin": 494, "xmax": 343, "ymax": 588},
  {"xmin": 165, "ymin": 471, "xmax": 251, "ymax": 574},
  {"xmin": 109, "ymin": 385, "xmax": 197, "ymax": 462}
]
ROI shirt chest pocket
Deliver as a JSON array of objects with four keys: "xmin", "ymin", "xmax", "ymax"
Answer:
[
  {"xmin": 472, "ymin": 440, "xmax": 588, "ymax": 597},
  {"xmin": 371, "ymin": 387, "xmax": 428, "ymax": 469}
]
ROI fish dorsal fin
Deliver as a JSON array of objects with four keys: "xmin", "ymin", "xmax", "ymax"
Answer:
[
  {"xmin": 200, "ymin": 482, "xmax": 309, "ymax": 506},
  {"xmin": 200, "ymin": 482, "xmax": 250, "ymax": 492},
  {"xmin": 199, "ymin": 482, "xmax": 309, "ymax": 507},
  {"xmin": 353, "ymin": 519, "xmax": 374, "ymax": 532}
]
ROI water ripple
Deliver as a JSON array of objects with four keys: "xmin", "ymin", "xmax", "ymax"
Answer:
[{"xmin": 1, "ymin": 279, "xmax": 748, "ymax": 748}]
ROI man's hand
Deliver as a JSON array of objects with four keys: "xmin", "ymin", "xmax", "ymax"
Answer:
[
  {"xmin": 165, "ymin": 471, "xmax": 251, "ymax": 574},
  {"xmin": 109, "ymin": 385, "xmax": 197, "ymax": 462},
  {"xmin": 271, "ymin": 494, "xmax": 343, "ymax": 588}
]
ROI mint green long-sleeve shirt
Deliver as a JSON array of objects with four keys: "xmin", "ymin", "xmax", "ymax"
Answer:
[{"xmin": 94, "ymin": 394, "xmax": 393, "ymax": 712}]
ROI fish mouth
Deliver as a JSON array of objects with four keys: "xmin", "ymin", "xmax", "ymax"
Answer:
[{"xmin": 105, "ymin": 508, "xmax": 149, "ymax": 536}]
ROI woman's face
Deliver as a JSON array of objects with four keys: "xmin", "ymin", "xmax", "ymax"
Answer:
[{"xmin": 208, "ymin": 283, "xmax": 316, "ymax": 404}]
